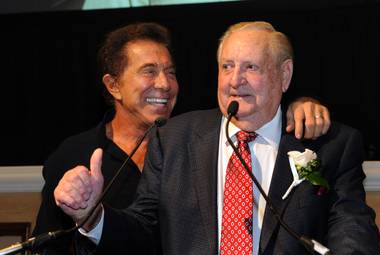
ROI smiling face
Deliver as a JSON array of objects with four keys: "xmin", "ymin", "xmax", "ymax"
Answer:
[
  {"xmin": 104, "ymin": 39, "xmax": 178, "ymax": 128},
  {"xmin": 217, "ymin": 29, "xmax": 293, "ymax": 131}
]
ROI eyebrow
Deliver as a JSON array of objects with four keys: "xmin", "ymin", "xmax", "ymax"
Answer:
[
  {"xmin": 139, "ymin": 63, "xmax": 176, "ymax": 71},
  {"xmin": 219, "ymin": 59, "xmax": 260, "ymax": 66},
  {"xmin": 140, "ymin": 63, "xmax": 157, "ymax": 69}
]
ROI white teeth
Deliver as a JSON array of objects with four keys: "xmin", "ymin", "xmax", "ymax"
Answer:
[{"xmin": 146, "ymin": 98, "xmax": 168, "ymax": 104}]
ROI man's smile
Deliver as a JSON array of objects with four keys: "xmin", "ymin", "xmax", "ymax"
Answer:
[{"xmin": 146, "ymin": 97, "xmax": 169, "ymax": 105}]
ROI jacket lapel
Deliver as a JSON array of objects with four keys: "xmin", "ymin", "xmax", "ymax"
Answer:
[
  {"xmin": 188, "ymin": 110, "xmax": 221, "ymax": 254},
  {"xmin": 259, "ymin": 132, "xmax": 306, "ymax": 254},
  {"xmin": 185, "ymin": 109, "xmax": 308, "ymax": 254}
]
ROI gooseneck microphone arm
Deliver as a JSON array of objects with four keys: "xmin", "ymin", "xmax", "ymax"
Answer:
[
  {"xmin": 77, "ymin": 118, "xmax": 166, "ymax": 230},
  {"xmin": 225, "ymin": 101, "xmax": 331, "ymax": 255},
  {"xmin": 0, "ymin": 118, "xmax": 167, "ymax": 255}
]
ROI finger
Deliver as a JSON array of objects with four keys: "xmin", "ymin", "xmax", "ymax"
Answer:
[
  {"xmin": 62, "ymin": 182, "xmax": 91, "ymax": 207},
  {"xmin": 74, "ymin": 166, "xmax": 92, "ymax": 188},
  {"xmin": 302, "ymin": 103, "xmax": 316, "ymax": 139},
  {"xmin": 90, "ymin": 148, "xmax": 103, "ymax": 182},
  {"xmin": 73, "ymin": 168, "xmax": 93, "ymax": 200},
  {"xmin": 55, "ymin": 186, "xmax": 81, "ymax": 209},
  {"xmin": 293, "ymin": 108, "xmax": 306, "ymax": 139},
  {"xmin": 55, "ymin": 182, "xmax": 89, "ymax": 209},
  {"xmin": 312, "ymin": 116, "xmax": 324, "ymax": 139},
  {"xmin": 312, "ymin": 106, "xmax": 324, "ymax": 139},
  {"xmin": 286, "ymin": 101, "xmax": 305, "ymax": 139},
  {"xmin": 57, "ymin": 167, "xmax": 92, "ymax": 205},
  {"xmin": 58, "ymin": 203, "xmax": 77, "ymax": 217},
  {"xmin": 285, "ymin": 106, "xmax": 296, "ymax": 133},
  {"xmin": 59, "ymin": 203, "xmax": 87, "ymax": 223},
  {"xmin": 321, "ymin": 106, "xmax": 331, "ymax": 134},
  {"xmin": 64, "ymin": 167, "xmax": 92, "ymax": 200}
]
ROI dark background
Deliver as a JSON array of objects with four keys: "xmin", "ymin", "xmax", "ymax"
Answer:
[{"xmin": 0, "ymin": 0, "xmax": 379, "ymax": 165}]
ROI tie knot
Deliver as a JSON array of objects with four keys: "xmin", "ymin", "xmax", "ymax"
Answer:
[{"xmin": 236, "ymin": 131, "xmax": 257, "ymax": 144}]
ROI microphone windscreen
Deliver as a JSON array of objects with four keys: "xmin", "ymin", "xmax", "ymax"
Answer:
[
  {"xmin": 155, "ymin": 118, "xmax": 167, "ymax": 127},
  {"xmin": 227, "ymin": 101, "xmax": 239, "ymax": 116}
]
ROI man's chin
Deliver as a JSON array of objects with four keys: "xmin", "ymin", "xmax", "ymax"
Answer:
[
  {"xmin": 231, "ymin": 113, "xmax": 261, "ymax": 131},
  {"xmin": 235, "ymin": 108, "xmax": 256, "ymax": 119},
  {"xmin": 148, "ymin": 103, "xmax": 172, "ymax": 115},
  {"xmin": 149, "ymin": 112, "xmax": 170, "ymax": 123}
]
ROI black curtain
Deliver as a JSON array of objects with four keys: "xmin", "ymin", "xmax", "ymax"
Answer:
[{"xmin": 0, "ymin": 0, "xmax": 379, "ymax": 165}]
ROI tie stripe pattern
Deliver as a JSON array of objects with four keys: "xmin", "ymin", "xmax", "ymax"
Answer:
[{"xmin": 220, "ymin": 131, "xmax": 257, "ymax": 255}]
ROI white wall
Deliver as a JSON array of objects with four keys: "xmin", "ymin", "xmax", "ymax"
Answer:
[{"xmin": 0, "ymin": 162, "xmax": 379, "ymax": 192}]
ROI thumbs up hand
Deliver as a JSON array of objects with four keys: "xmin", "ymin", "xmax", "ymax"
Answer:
[{"xmin": 54, "ymin": 148, "xmax": 104, "ymax": 226}]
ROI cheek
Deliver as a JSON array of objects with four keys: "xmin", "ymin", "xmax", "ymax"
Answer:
[
  {"xmin": 250, "ymin": 75, "xmax": 275, "ymax": 94},
  {"xmin": 171, "ymin": 81, "xmax": 179, "ymax": 96},
  {"xmin": 217, "ymin": 76, "xmax": 229, "ymax": 95},
  {"xmin": 217, "ymin": 88, "xmax": 228, "ymax": 116},
  {"xmin": 119, "ymin": 85, "xmax": 133, "ymax": 100},
  {"xmin": 256, "ymin": 83, "xmax": 283, "ymax": 109},
  {"xmin": 218, "ymin": 72, "xmax": 228, "ymax": 87},
  {"xmin": 138, "ymin": 82, "xmax": 156, "ymax": 100},
  {"xmin": 140, "ymin": 80, "xmax": 154, "ymax": 92},
  {"xmin": 217, "ymin": 83, "xmax": 228, "ymax": 106}
]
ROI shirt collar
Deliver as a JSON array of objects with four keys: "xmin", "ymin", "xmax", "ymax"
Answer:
[{"xmin": 222, "ymin": 106, "xmax": 282, "ymax": 148}]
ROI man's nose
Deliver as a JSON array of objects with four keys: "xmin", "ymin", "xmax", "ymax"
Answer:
[
  {"xmin": 154, "ymin": 71, "xmax": 170, "ymax": 91},
  {"xmin": 230, "ymin": 68, "xmax": 246, "ymax": 89}
]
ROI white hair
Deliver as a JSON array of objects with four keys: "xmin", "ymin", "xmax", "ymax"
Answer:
[{"xmin": 217, "ymin": 21, "xmax": 294, "ymax": 66}]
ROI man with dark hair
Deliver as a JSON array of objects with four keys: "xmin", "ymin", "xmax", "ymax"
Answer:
[{"xmin": 33, "ymin": 22, "xmax": 178, "ymax": 254}]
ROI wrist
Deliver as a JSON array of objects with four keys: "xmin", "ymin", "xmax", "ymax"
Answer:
[{"xmin": 77, "ymin": 204, "xmax": 103, "ymax": 232}]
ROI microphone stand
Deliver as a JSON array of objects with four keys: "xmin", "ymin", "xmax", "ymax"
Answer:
[
  {"xmin": 0, "ymin": 118, "xmax": 167, "ymax": 255},
  {"xmin": 225, "ymin": 101, "xmax": 331, "ymax": 255}
]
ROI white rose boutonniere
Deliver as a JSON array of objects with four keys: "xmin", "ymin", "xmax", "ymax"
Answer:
[{"xmin": 282, "ymin": 149, "xmax": 329, "ymax": 200}]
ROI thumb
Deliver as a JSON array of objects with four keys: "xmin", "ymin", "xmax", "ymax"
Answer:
[{"xmin": 90, "ymin": 148, "xmax": 103, "ymax": 181}]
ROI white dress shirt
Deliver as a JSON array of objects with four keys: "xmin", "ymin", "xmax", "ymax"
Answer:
[
  {"xmin": 217, "ymin": 106, "xmax": 282, "ymax": 255},
  {"xmin": 81, "ymin": 106, "xmax": 283, "ymax": 253}
]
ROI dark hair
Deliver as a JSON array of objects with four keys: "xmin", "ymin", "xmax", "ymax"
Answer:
[
  {"xmin": 98, "ymin": 22, "xmax": 173, "ymax": 104},
  {"xmin": 98, "ymin": 22, "xmax": 172, "ymax": 77}
]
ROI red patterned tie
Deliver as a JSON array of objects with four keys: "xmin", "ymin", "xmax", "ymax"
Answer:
[{"xmin": 220, "ymin": 131, "xmax": 257, "ymax": 255}]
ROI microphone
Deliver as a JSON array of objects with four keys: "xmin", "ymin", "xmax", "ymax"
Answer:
[
  {"xmin": 227, "ymin": 100, "xmax": 239, "ymax": 117},
  {"xmin": 155, "ymin": 117, "xmax": 167, "ymax": 127},
  {"xmin": 225, "ymin": 101, "xmax": 332, "ymax": 255},
  {"xmin": 0, "ymin": 230, "xmax": 69, "ymax": 255},
  {"xmin": 0, "ymin": 118, "xmax": 167, "ymax": 255}
]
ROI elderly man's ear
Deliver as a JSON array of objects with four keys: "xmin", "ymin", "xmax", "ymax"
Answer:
[
  {"xmin": 281, "ymin": 59, "xmax": 331, "ymax": 139},
  {"xmin": 281, "ymin": 59, "xmax": 293, "ymax": 93}
]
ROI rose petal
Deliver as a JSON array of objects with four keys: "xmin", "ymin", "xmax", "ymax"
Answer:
[{"xmin": 288, "ymin": 149, "xmax": 317, "ymax": 167}]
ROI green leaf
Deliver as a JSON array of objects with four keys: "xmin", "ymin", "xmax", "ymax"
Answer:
[
  {"xmin": 306, "ymin": 172, "xmax": 329, "ymax": 189},
  {"xmin": 294, "ymin": 158, "xmax": 329, "ymax": 190}
]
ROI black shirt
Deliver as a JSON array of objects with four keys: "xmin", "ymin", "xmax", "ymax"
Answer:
[{"xmin": 33, "ymin": 110, "xmax": 141, "ymax": 254}]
